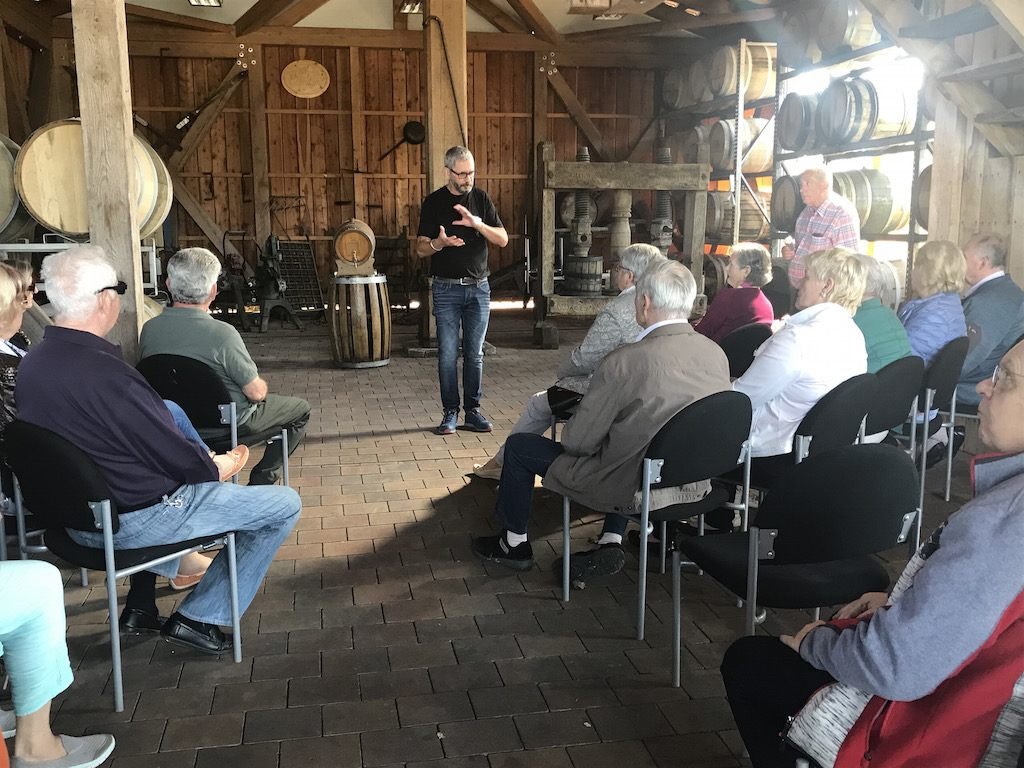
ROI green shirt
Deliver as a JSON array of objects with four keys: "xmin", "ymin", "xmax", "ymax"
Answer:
[
  {"xmin": 138, "ymin": 307, "xmax": 259, "ymax": 423},
  {"xmin": 852, "ymin": 298, "xmax": 913, "ymax": 374}
]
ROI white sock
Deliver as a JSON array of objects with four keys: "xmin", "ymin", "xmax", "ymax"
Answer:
[
  {"xmin": 597, "ymin": 532, "xmax": 622, "ymax": 546},
  {"xmin": 505, "ymin": 530, "xmax": 528, "ymax": 547}
]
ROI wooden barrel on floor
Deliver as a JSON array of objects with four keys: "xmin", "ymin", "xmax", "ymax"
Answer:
[
  {"xmin": 770, "ymin": 175, "xmax": 805, "ymax": 233},
  {"xmin": 14, "ymin": 119, "xmax": 169, "ymax": 239},
  {"xmin": 816, "ymin": 77, "xmax": 915, "ymax": 147},
  {"xmin": 706, "ymin": 191, "xmax": 771, "ymax": 242},
  {"xmin": 328, "ymin": 275, "xmax": 392, "ymax": 368},
  {"xmin": 0, "ymin": 136, "xmax": 35, "ymax": 242},
  {"xmin": 833, "ymin": 169, "xmax": 909, "ymax": 235},
  {"xmin": 816, "ymin": 0, "xmax": 881, "ymax": 56},
  {"xmin": 709, "ymin": 118, "xmax": 774, "ymax": 173},
  {"xmin": 914, "ymin": 165, "xmax": 932, "ymax": 231},
  {"xmin": 778, "ymin": 92, "xmax": 819, "ymax": 151},
  {"xmin": 563, "ymin": 254, "xmax": 603, "ymax": 296},
  {"xmin": 706, "ymin": 43, "xmax": 777, "ymax": 101},
  {"xmin": 780, "ymin": 4, "xmax": 822, "ymax": 67},
  {"xmin": 137, "ymin": 139, "xmax": 173, "ymax": 239}
]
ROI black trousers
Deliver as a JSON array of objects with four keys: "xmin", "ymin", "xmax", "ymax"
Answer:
[{"xmin": 720, "ymin": 635, "xmax": 835, "ymax": 768}]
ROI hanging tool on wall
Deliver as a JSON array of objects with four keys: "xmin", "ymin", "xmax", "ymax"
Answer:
[
  {"xmin": 173, "ymin": 69, "xmax": 248, "ymax": 134},
  {"xmin": 423, "ymin": 15, "xmax": 468, "ymax": 147}
]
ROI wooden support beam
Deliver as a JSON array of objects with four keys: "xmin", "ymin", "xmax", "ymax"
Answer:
[
  {"xmin": 171, "ymin": 170, "xmax": 243, "ymax": 265},
  {"xmin": 898, "ymin": 5, "xmax": 995, "ymax": 39},
  {"xmin": 247, "ymin": 45, "xmax": 270, "ymax": 251},
  {"xmin": 393, "ymin": 0, "xmax": 405, "ymax": 30},
  {"xmin": 123, "ymin": 4, "xmax": 234, "ymax": 33},
  {"xmin": 979, "ymin": 0, "xmax": 1024, "ymax": 52},
  {"xmin": 235, "ymin": 0, "xmax": 335, "ymax": 37},
  {"xmin": 0, "ymin": 18, "xmax": 9, "ymax": 137},
  {"xmin": 26, "ymin": 47, "xmax": 52, "ymax": 129},
  {"xmin": 505, "ymin": 0, "xmax": 562, "ymax": 45},
  {"xmin": 71, "ymin": 0, "xmax": 143, "ymax": 355},
  {"xmin": 940, "ymin": 52, "xmax": 1024, "ymax": 83},
  {"xmin": 566, "ymin": 8, "xmax": 775, "ymax": 42},
  {"xmin": 348, "ymin": 48, "xmax": 367, "ymax": 220},
  {"xmin": 546, "ymin": 70, "xmax": 610, "ymax": 162},
  {"xmin": 1, "ymin": 0, "xmax": 53, "ymax": 49},
  {"xmin": 860, "ymin": 0, "xmax": 1024, "ymax": 157},
  {"xmin": 270, "ymin": 0, "xmax": 338, "ymax": 28},
  {"xmin": 47, "ymin": 37, "xmax": 75, "ymax": 120},
  {"xmin": 424, "ymin": 0, "xmax": 467, "ymax": 189},
  {"xmin": 168, "ymin": 68, "xmax": 248, "ymax": 173},
  {"xmin": 0, "ymin": 31, "xmax": 31, "ymax": 141},
  {"xmin": 974, "ymin": 106, "xmax": 1024, "ymax": 124},
  {"xmin": 623, "ymin": 115, "xmax": 659, "ymax": 162},
  {"xmin": 468, "ymin": 0, "xmax": 528, "ymax": 34},
  {"xmin": 544, "ymin": 160, "xmax": 709, "ymax": 191}
]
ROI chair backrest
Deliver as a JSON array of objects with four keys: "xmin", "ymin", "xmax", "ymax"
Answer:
[
  {"xmin": 648, "ymin": 390, "xmax": 753, "ymax": 487},
  {"xmin": 136, "ymin": 354, "xmax": 232, "ymax": 430},
  {"xmin": 796, "ymin": 373, "xmax": 878, "ymax": 458},
  {"xmin": 921, "ymin": 336, "xmax": 969, "ymax": 410},
  {"xmin": 865, "ymin": 355, "xmax": 925, "ymax": 434},
  {"xmin": 719, "ymin": 322, "xmax": 772, "ymax": 378},
  {"xmin": 3, "ymin": 420, "xmax": 118, "ymax": 533},
  {"xmin": 756, "ymin": 443, "xmax": 919, "ymax": 564}
]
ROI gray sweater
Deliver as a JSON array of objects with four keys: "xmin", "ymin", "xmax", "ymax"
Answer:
[
  {"xmin": 555, "ymin": 286, "xmax": 641, "ymax": 394},
  {"xmin": 960, "ymin": 275, "xmax": 1024, "ymax": 405}
]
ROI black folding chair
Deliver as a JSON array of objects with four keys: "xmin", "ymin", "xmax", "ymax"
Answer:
[
  {"xmin": 137, "ymin": 354, "xmax": 290, "ymax": 486},
  {"xmin": 677, "ymin": 444, "xmax": 919, "ymax": 682},
  {"xmin": 860, "ymin": 355, "xmax": 924, "ymax": 443},
  {"xmin": 719, "ymin": 322, "xmax": 772, "ymax": 378},
  {"xmin": 562, "ymin": 391, "xmax": 753, "ymax": 642},
  {"xmin": 3, "ymin": 420, "xmax": 242, "ymax": 712}
]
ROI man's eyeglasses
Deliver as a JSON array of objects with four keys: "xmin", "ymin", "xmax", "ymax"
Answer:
[
  {"xmin": 991, "ymin": 363, "xmax": 1021, "ymax": 388},
  {"xmin": 95, "ymin": 281, "xmax": 128, "ymax": 295},
  {"xmin": 448, "ymin": 168, "xmax": 475, "ymax": 181}
]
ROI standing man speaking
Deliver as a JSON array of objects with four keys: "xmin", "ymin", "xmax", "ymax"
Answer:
[{"xmin": 416, "ymin": 146, "xmax": 509, "ymax": 435}]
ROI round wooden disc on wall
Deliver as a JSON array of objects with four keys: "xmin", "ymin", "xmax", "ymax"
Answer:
[{"xmin": 281, "ymin": 60, "xmax": 330, "ymax": 99}]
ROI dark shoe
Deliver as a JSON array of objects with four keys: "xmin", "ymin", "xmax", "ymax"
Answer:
[
  {"xmin": 462, "ymin": 409, "xmax": 493, "ymax": 433},
  {"xmin": 248, "ymin": 468, "xmax": 280, "ymax": 486},
  {"xmin": 118, "ymin": 606, "xmax": 165, "ymax": 634},
  {"xmin": 924, "ymin": 426, "xmax": 965, "ymax": 469},
  {"xmin": 435, "ymin": 409, "xmax": 459, "ymax": 436},
  {"xmin": 471, "ymin": 532, "xmax": 535, "ymax": 571},
  {"xmin": 553, "ymin": 543, "xmax": 626, "ymax": 587},
  {"xmin": 160, "ymin": 612, "xmax": 231, "ymax": 655}
]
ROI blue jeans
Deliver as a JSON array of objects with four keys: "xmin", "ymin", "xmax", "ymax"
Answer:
[
  {"xmin": 0, "ymin": 560, "xmax": 74, "ymax": 715},
  {"xmin": 432, "ymin": 278, "xmax": 490, "ymax": 412},
  {"xmin": 69, "ymin": 482, "xmax": 301, "ymax": 626},
  {"xmin": 495, "ymin": 433, "xmax": 563, "ymax": 535},
  {"xmin": 165, "ymin": 399, "xmax": 209, "ymax": 452}
]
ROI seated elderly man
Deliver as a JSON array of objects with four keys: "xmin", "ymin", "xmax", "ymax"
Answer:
[
  {"xmin": 721, "ymin": 338, "xmax": 1024, "ymax": 767},
  {"xmin": 139, "ymin": 247, "xmax": 311, "ymax": 485},
  {"xmin": 16, "ymin": 246, "xmax": 301, "ymax": 655},
  {"xmin": 471, "ymin": 260, "xmax": 730, "ymax": 571},
  {"xmin": 472, "ymin": 244, "xmax": 665, "ymax": 480}
]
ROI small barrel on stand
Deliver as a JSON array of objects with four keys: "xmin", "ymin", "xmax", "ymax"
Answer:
[{"xmin": 328, "ymin": 274, "xmax": 392, "ymax": 368}]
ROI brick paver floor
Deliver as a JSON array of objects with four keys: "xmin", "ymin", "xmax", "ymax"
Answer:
[{"xmin": 13, "ymin": 306, "xmax": 969, "ymax": 768}]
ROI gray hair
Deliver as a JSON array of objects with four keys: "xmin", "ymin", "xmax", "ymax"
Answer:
[
  {"xmin": 964, "ymin": 232, "xmax": 1007, "ymax": 268},
  {"xmin": 729, "ymin": 242, "xmax": 772, "ymax": 287},
  {"xmin": 858, "ymin": 254, "xmax": 898, "ymax": 307},
  {"xmin": 802, "ymin": 165, "xmax": 833, "ymax": 189},
  {"xmin": 444, "ymin": 146, "xmax": 474, "ymax": 169},
  {"xmin": 636, "ymin": 259, "xmax": 696, "ymax": 317},
  {"xmin": 167, "ymin": 247, "xmax": 221, "ymax": 304},
  {"xmin": 619, "ymin": 243, "xmax": 666, "ymax": 280},
  {"xmin": 40, "ymin": 245, "xmax": 116, "ymax": 322}
]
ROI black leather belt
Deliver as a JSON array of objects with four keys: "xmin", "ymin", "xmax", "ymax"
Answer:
[{"xmin": 432, "ymin": 276, "xmax": 488, "ymax": 286}]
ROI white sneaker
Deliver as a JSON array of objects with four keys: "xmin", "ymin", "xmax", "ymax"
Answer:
[
  {"xmin": 471, "ymin": 463, "xmax": 502, "ymax": 480},
  {"xmin": 10, "ymin": 734, "xmax": 115, "ymax": 768}
]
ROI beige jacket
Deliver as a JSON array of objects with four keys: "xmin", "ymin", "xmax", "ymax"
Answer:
[{"xmin": 542, "ymin": 323, "xmax": 731, "ymax": 514}]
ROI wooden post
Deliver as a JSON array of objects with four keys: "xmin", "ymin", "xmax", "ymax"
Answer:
[
  {"xmin": 49, "ymin": 38, "xmax": 76, "ymax": 121},
  {"xmin": 0, "ymin": 15, "xmax": 9, "ymax": 138},
  {"xmin": 423, "ymin": 0, "xmax": 467, "ymax": 190},
  {"xmin": 248, "ymin": 45, "xmax": 271, "ymax": 249},
  {"xmin": 71, "ymin": 0, "xmax": 144, "ymax": 358}
]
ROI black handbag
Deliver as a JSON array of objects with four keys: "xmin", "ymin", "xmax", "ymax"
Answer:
[{"xmin": 546, "ymin": 385, "xmax": 583, "ymax": 418}]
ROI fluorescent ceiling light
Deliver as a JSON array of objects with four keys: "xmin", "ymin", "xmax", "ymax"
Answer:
[
  {"xmin": 399, "ymin": 1, "xmax": 423, "ymax": 12},
  {"xmin": 188, "ymin": 0, "xmax": 222, "ymax": 6}
]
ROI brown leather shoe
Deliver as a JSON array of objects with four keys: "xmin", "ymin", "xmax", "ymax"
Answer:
[{"xmin": 213, "ymin": 445, "xmax": 249, "ymax": 482}]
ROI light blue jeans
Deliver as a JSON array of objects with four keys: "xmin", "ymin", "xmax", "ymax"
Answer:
[
  {"xmin": 68, "ymin": 482, "xmax": 301, "ymax": 626},
  {"xmin": 164, "ymin": 399, "xmax": 209, "ymax": 453},
  {"xmin": 432, "ymin": 278, "xmax": 490, "ymax": 412},
  {"xmin": 0, "ymin": 560, "xmax": 74, "ymax": 715}
]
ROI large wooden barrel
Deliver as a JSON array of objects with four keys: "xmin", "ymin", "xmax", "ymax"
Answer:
[
  {"xmin": 706, "ymin": 191, "xmax": 771, "ymax": 242},
  {"xmin": 914, "ymin": 165, "xmax": 931, "ymax": 231},
  {"xmin": 14, "ymin": 120, "xmax": 171, "ymax": 239},
  {"xmin": 666, "ymin": 124, "xmax": 711, "ymax": 166},
  {"xmin": 833, "ymin": 169, "xmax": 909, "ymax": 235},
  {"xmin": 137, "ymin": 140, "xmax": 173, "ymax": 239},
  {"xmin": 556, "ymin": 191, "xmax": 614, "ymax": 228},
  {"xmin": 780, "ymin": 4, "xmax": 822, "ymax": 67},
  {"xmin": 778, "ymin": 93, "xmax": 819, "ymax": 151},
  {"xmin": 563, "ymin": 254, "xmax": 603, "ymax": 296},
  {"xmin": 688, "ymin": 57, "xmax": 711, "ymax": 102},
  {"xmin": 817, "ymin": 0, "xmax": 881, "ymax": 56},
  {"xmin": 770, "ymin": 175, "xmax": 805, "ymax": 233},
  {"xmin": 706, "ymin": 43, "xmax": 777, "ymax": 101},
  {"xmin": 709, "ymin": 118, "xmax": 774, "ymax": 173},
  {"xmin": 328, "ymin": 275, "xmax": 392, "ymax": 368},
  {"xmin": 816, "ymin": 77, "xmax": 915, "ymax": 147},
  {"xmin": 0, "ymin": 136, "xmax": 35, "ymax": 242},
  {"xmin": 662, "ymin": 68, "xmax": 695, "ymax": 109},
  {"xmin": 334, "ymin": 218, "xmax": 376, "ymax": 269}
]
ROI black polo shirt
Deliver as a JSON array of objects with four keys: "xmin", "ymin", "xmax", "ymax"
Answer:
[{"xmin": 417, "ymin": 185, "xmax": 502, "ymax": 280}]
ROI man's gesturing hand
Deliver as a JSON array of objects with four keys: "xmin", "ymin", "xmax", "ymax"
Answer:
[
  {"xmin": 453, "ymin": 204, "xmax": 483, "ymax": 231},
  {"xmin": 436, "ymin": 225, "xmax": 465, "ymax": 249}
]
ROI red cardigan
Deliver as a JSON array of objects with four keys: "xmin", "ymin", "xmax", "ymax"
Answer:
[{"xmin": 695, "ymin": 285, "xmax": 774, "ymax": 343}]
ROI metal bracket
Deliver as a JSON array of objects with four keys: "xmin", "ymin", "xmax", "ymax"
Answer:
[
  {"xmin": 540, "ymin": 51, "xmax": 558, "ymax": 76},
  {"xmin": 897, "ymin": 511, "xmax": 917, "ymax": 544},
  {"xmin": 650, "ymin": 458, "xmax": 664, "ymax": 485},
  {"xmin": 236, "ymin": 43, "xmax": 258, "ymax": 70},
  {"xmin": 88, "ymin": 500, "xmax": 105, "ymax": 530},
  {"xmin": 756, "ymin": 528, "xmax": 777, "ymax": 559}
]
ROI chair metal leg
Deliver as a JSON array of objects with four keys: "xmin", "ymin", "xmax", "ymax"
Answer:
[
  {"xmin": 97, "ymin": 503, "xmax": 125, "ymax": 713},
  {"xmin": 671, "ymin": 549, "xmax": 681, "ymax": 688},
  {"xmin": 636, "ymin": 508, "xmax": 648, "ymax": 642},
  {"xmin": 281, "ymin": 429, "xmax": 290, "ymax": 488},
  {"xmin": 812, "ymin": 607, "xmax": 820, "ymax": 621},
  {"xmin": 80, "ymin": 568, "xmax": 89, "ymax": 587},
  {"xmin": 226, "ymin": 533, "xmax": 242, "ymax": 663},
  {"xmin": 944, "ymin": 400, "xmax": 958, "ymax": 502},
  {"xmin": 744, "ymin": 529, "xmax": 759, "ymax": 636},
  {"xmin": 914, "ymin": 390, "xmax": 933, "ymax": 557},
  {"xmin": 659, "ymin": 521, "xmax": 667, "ymax": 574},
  {"xmin": 561, "ymin": 497, "xmax": 570, "ymax": 603}
]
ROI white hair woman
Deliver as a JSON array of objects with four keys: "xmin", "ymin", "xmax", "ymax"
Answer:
[{"xmin": 695, "ymin": 242, "xmax": 774, "ymax": 343}]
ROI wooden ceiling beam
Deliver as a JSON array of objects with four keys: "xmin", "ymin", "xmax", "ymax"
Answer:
[
  {"xmin": 468, "ymin": 0, "xmax": 528, "ymax": 34},
  {"xmin": 860, "ymin": 0, "xmax": 1024, "ymax": 157},
  {"xmin": 940, "ymin": 52, "xmax": 1024, "ymax": 83},
  {"xmin": 269, "ymin": 0, "xmax": 337, "ymax": 28},
  {"xmin": 2, "ymin": 0, "xmax": 54, "ymax": 49},
  {"xmin": 235, "ymin": 0, "xmax": 307, "ymax": 38},
  {"xmin": 123, "ymin": 4, "xmax": 234, "ymax": 33},
  {"xmin": 566, "ymin": 8, "xmax": 775, "ymax": 43},
  {"xmin": 978, "ymin": 0, "xmax": 1024, "ymax": 52},
  {"xmin": 505, "ymin": 0, "xmax": 563, "ymax": 45}
]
